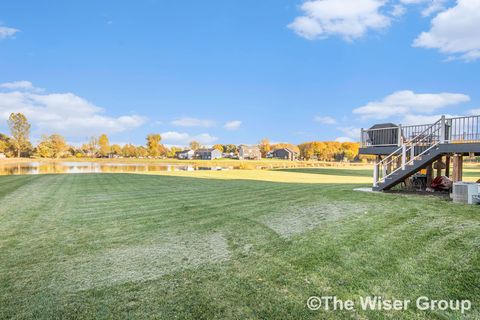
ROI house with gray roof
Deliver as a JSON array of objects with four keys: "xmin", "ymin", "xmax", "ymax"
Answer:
[
  {"xmin": 270, "ymin": 148, "xmax": 297, "ymax": 161},
  {"xmin": 175, "ymin": 149, "xmax": 195, "ymax": 160},
  {"xmin": 194, "ymin": 148, "xmax": 222, "ymax": 160}
]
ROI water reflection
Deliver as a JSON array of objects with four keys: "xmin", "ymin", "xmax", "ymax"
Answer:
[{"xmin": 0, "ymin": 162, "xmax": 230, "ymax": 176}]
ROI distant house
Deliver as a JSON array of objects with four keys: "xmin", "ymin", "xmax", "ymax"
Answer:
[
  {"xmin": 238, "ymin": 145, "xmax": 261, "ymax": 160},
  {"xmin": 175, "ymin": 150, "xmax": 195, "ymax": 160},
  {"xmin": 194, "ymin": 148, "xmax": 222, "ymax": 160},
  {"xmin": 271, "ymin": 148, "xmax": 298, "ymax": 161},
  {"xmin": 0, "ymin": 153, "xmax": 5, "ymax": 159}
]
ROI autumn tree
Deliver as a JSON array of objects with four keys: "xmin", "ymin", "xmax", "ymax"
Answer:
[
  {"xmin": 0, "ymin": 140, "xmax": 7, "ymax": 154},
  {"xmin": 0, "ymin": 134, "xmax": 12, "ymax": 156},
  {"xmin": 110, "ymin": 144, "xmax": 122, "ymax": 156},
  {"xmin": 36, "ymin": 134, "xmax": 69, "ymax": 158},
  {"xmin": 213, "ymin": 144, "xmax": 224, "ymax": 152},
  {"xmin": 340, "ymin": 142, "xmax": 360, "ymax": 161},
  {"xmin": 259, "ymin": 138, "xmax": 271, "ymax": 157},
  {"xmin": 8, "ymin": 113, "xmax": 31, "ymax": 157},
  {"xmin": 189, "ymin": 141, "xmax": 200, "ymax": 151},
  {"xmin": 157, "ymin": 144, "xmax": 167, "ymax": 157},
  {"xmin": 36, "ymin": 135, "xmax": 53, "ymax": 158},
  {"xmin": 146, "ymin": 134, "xmax": 162, "ymax": 157},
  {"xmin": 298, "ymin": 141, "xmax": 360, "ymax": 161},
  {"xmin": 298, "ymin": 142, "xmax": 315, "ymax": 160},
  {"xmin": 167, "ymin": 146, "xmax": 180, "ymax": 158},
  {"xmin": 325, "ymin": 142, "xmax": 341, "ymax": 161},
  {"xmin": 136, "ymin": 146, "xmax": 149, "ymax": 158},
  {"xmin": 222, "ymin": 144, "xmax": 236, "ymax": 155},
  {"xmin": 98, "ymin": 134, "xmax": 110, "ymax": 157},
  {"xmin": 87, "ymin": 136, "xmax": 99, "ymax": 157},
  {"xmin": 122, "ymin": 144, "xmax": 137, "ymax": 158}
]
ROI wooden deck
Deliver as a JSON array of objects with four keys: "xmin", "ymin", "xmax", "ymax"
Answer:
[{"xmin": 359, "ymin": 115, "xmax": 480, "ymax": 190}]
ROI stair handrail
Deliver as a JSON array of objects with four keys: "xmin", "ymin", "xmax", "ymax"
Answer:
[
  {"xmin": 374, "ymin": 118, "xmax": 443, "ymax": 185},
  {"xmin": 382, "ymin": 142, "xmax": 441, "ymax": 183},
  {"xmin": 377, "ymin": 118, "xmax": 441, "ymax": 167},
  {"xmin": 376, "ymin": 145, "xmax": 402, "ymax": 168},
  {"xmin": 404, "ymin": 142, "xmax": 440, "ymax": 167},
  {"xmin": 405, "ymin": 118, "xmax": 442, "ymax": 145}
]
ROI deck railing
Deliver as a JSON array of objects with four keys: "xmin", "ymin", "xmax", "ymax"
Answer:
[
  {"xmin": 370, "ymin": 114, "xmax": 480, "ymax": 188},
  {"xmin": 446, "ymin": 115, "xmax": 480, "ymax": 143},
  {"xmin": 361, "ymin": 115, "xmax": 480, "ymax": 148}
]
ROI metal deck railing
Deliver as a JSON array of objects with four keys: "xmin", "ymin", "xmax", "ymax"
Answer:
[{"xmin": 361, "ymin": 115, "xmax": 480, "ymax": 148}]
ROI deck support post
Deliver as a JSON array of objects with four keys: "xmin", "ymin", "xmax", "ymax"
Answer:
[
  {"xmin": 452, "ymin": 154, "xmax": 463, "ymax": 182},
  {"xmin": 435, "ymin": 159, "xmax": 442, "ymax": 177},
  {"xmin": 445, "ymin": 156, "xmax": 450, "ymax": 177},
  {"xmin": 440, "ymin": 115, "xmax": 446, "ymax": 144},
  {"xmin": 426, "ymin": 164, "xmax": 434, "ymax": 188},
  {"xmin": 398, "ymin": 124, "xmax": 402, "ymax": 147},
  {"xmin": 360, "ymin": 129, "xmax": 364, "ymax": 148},
  {"xmin": 373, "ymin": 156, "xmax": 380, "ymax": 187}
]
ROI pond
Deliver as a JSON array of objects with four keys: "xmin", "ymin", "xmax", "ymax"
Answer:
[{"xmin": 0, "ymin": 162, "xmax": 231, "ymax": 176}]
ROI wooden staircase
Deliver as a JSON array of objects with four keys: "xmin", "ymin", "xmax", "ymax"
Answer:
[
  {"xmin": 373, "ymin": 116, "xmax": 446, "ymax": 191},
  {"xmin": 373, "ymin": 144, "xmax": 443, "ymax": 191}
]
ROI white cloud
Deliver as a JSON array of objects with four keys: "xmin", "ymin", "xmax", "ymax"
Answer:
[
  {"xmin": 288, "ymin": 0, "xmax": 391, "ymax": 41},
  {"xmin": 399, "ymin": 0, "xmax": 425, "ymax": 4},
  {"xmin": 288, "ymin": 16, "xmax": 324, "ymax": 40},
  {"xmin": 0, "ymin": 26, "xmax": 19, "ymax": 39},
  {"xmin": 314, "ymin": 116, "xmax": 337, "ymax": 124},
  {"xmin": 353, "ymin": 90, "xmax": 470, "ymax": 119},
  {"xmin": 467, "ymin": 109, "xmax": 480, "ymax": 116},
  {"xmin": 335, "ymin": 136, "xmax": 355, "ymax": 142},
  {"xmin": 224, "ymin": 120, "xmax": 242, "ymax": 131},
  {"xmin": 161, "ymin": 131, "xmax": 218, "ymax": 146},
  {"xmin": 171, "ymin": 117, "xmax": 215, "ymax": 128},
  {"xmin": 399, "ymin": 0, "xmax": 446, "ymax": 17},
  {"xmin": 160, "ymin": 131, "xmax": 190, "ymax": 142},
  {"xmin": 413, "ymin": 0, "xmax": 480, "ymax": 61},
  {"xmin": 401, "ymin": 113, "xmax": 459, "ymax": 125},
  {"xmin": 338, "ymin": 126, "xmax": 361, "ymax": 140},
  {"xmin": 391, "ymin": 4, "xmax": 407, "ymax": 17},
  {"xmin": 0, "ymin": 81, "xmax": 43, "ymax": 92},
  {"xmin": 421, "ymin": 0, "xmax": 447, "ymax": 17},
  {"xmin": 0, "ymin": 83, "xmax": 146, "ymax": 137}
]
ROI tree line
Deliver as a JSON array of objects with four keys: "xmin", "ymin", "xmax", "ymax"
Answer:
[{"xmin": 0, "ymin": 113, "xmax": 369, "ymax": 161}]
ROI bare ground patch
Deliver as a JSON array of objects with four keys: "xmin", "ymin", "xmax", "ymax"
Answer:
[
  {"xmin": 53, "ymin": 232, "xmax": 230, "ymax": 292},
  {"xmin": 259, "ymin": 201, "xmax": 370, "ymax": 238}
]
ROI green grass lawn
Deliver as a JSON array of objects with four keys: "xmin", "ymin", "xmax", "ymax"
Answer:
[
  {"xmin": 275, "ymin": 167, "xmax": 373, "ymax": 177},
  {"xmin": 0, "ymin": 172, "xmax": 479, "ymax": 319}
]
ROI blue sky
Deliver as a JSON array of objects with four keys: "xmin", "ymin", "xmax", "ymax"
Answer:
[{"xmin": 0, "ymin": 0, "xmax": 479, "ymax": 146}]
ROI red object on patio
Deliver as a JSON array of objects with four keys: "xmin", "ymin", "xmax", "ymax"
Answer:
[{"xmin": 430, "ymin": 176, "xmax": 453, "ymax": 191}]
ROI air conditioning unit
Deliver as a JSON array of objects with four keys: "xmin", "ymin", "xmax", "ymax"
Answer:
[
  {"xmin": 473, "ymin": 195, "xmax": 480, "ymax": 205},
  {"xmin": 452, "ymin": 182, "xmax": 480, "ymax": 204}
]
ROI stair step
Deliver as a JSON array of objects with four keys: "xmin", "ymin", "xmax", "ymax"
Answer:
[{"xmin": 377, "ymin": 144, "xmax": 443, "ymax": 191}]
